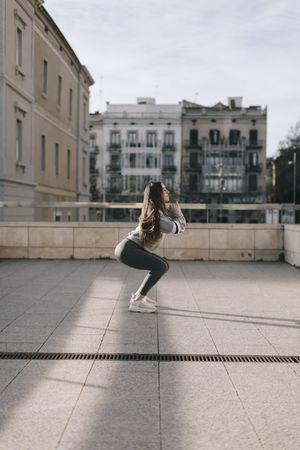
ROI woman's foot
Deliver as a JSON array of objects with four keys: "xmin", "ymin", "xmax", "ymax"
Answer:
[
  {"xmin": 129, "ymin": 297, "xmax": 157, "ymax": 313},
  {"xmin": 130, "ymin": 293, "xmax": 157, "ymax": 306}
]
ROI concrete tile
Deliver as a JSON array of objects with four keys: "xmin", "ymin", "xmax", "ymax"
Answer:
[
  {"xmin": 40, "ymin": 335, "xmax": 103, "ymax": 353},
  {"xmin": 74, "ymin": 227, "xmax": 118, "ymax": 248},
  {"xmin": 0, "ymin": 361, "xmax": 92, "ymax": 415},
  {"xmin": 0, "ymin": 408, "xmax": 72, "ymax": 450},
  {"xmin": 0, "ymin": 342, "xmax": 42, "ymax": 352},
  {"xmin": 243, "ymin": 401, "xmax": 300, "ymax": 450},
  {"xmin": 0, "ymin": 326, "xmax": 54, "ymax": 343},
  {"xmin": 0, "ymin": 360, "xmax": 29, "ymax": 392},
  {"xmin": 0, "ymin": 227, "xmax": 28, "ymax": 247},
  {"xmin": 29, "ymin": 227, "xmax": 73, "ymax": 248},
  {"xmin": 100, "ymin": 341, "xmax": 158, "ymax": 353},
  {"xmin": 59, "ymin": 361, "xmax": 159, "ymax": 450},
  {"xmin": 225, "ymin": 363, "xmax": 300, "ymax": 403},
  {"xmin": 160, "ymin": 363, "xmax": 261, "ymax": 450},
  {"xmin": 161, "ymin": 400, "xmax": 261, "ymax": 450}
]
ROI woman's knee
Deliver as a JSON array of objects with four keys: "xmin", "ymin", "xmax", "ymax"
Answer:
[{"xmin": 157, "ymin": 259, "xmax": 169, "ymax": 275}]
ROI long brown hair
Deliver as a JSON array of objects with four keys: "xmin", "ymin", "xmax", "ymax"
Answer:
[{"xmin": 139, "ymin": 181, "xmax": 168, "ymax": 248}]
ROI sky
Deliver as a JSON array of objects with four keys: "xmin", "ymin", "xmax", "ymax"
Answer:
[{"xmin": 45, "ymin": 0, "xmax": 300, "ymax": 156}]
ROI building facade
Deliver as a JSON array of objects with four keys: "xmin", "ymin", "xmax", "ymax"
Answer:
[
  {"xmin": 181, "ymin": 97, "xmax": 267, "ymax": 211},
  {"xmin": 99, "ymin": 98, "xmax": 182, "ymax": 206},
  {"xmin": 89, "ymin": 112, "xmax": 102, "ymax": 199},
  {"xmin": 0, "ymin": 0, "xmax": 94, "ymax": 221}
]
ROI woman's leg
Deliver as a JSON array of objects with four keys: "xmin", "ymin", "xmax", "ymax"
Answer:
[{"xmin": 115, "ymin": 239, "xmax": 169, "ymax": 296}]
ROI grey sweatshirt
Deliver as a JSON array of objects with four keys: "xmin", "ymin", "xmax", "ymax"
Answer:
[{"xmin": 127, "ymin": 210, "xmax": 186, "ymax": 250}]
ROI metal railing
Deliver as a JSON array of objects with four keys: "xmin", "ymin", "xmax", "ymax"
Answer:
[{"xmin": 0, "ymin": 201, "xmax": 299, "ymax": 224}]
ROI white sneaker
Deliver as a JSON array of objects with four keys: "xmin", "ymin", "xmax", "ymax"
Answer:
[
  {"xmin": 130, "ymin": 293, "xmax": 157, "ymax": 307},
  {"xmin": 129, "ymin": 298, "xmax": 157, "ymax": 313},
  {"xmin": 144, "ymin": 296, "xmax": 157, "ymax": 306}
]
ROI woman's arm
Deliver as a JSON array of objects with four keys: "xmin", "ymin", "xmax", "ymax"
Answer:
[{"xmin": 160, "ymin": 204, "xmax": 186, "ymax": 234}]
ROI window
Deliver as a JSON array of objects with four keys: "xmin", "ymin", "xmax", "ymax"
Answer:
[
  {"xmin": 57, "ymin": 75, "xmax": 62, "ymax": 106},
  {"xmin": 55, "ymin": 143, "xmax": 59, "ymax": 176},
  {"xmin": 189, "ymin": 129, "xmax": 198, "ymax": 146},
  {"xmin": 249, "ymin": 129, "xmax": 258, "ymax": 146},
  {"xmin": 82, "ymin": 156, "xmax": 86, "ymax": 185},
  {"xmin": 209, "ymin": 129, "xmax": 220, "ymax": 145},
  {"xmin": 128, "ymin": 132, "xmax": 137, "ymax": 147},
  {"xmin": 229, "ymin": 129, "xmax": 240, "ymax": 145},
  {"xmin": 249, "ymin": 175, "xmax": 257, "ymax": 191},
  {"xmin": 164, "ymin": 132, "xmax": 174, "ymax": 147},
  {"xmin": 55, "ymin": 212, "xmax": 62, "ymax": 222},
  {"xmin": 67, "ymin": 149, "xmax": 71, "ymax": 179},
  {"xmin": 43, "ymin": 60, "xmax": 48, "ymax": 95},
  {"xmin": 16, "ymin": 119, "xmax": 22, "ymax": 161},
  {"xmin": 16, "ymin": 28, "xmax": 22, "ymax": 67},
  {"xmin": 111, "ymin": 154, "xmax": 120, "ymax": 169},
  {"xmin": 129, "ymin": 154, "xmax": 136, "ymax": 168},
  {"xmin": 111, "ymin": 131, "xmax": 120, "ymax": 147},
  {"xmin": 249, "ymin": 152, "xmax": 258, "ymax": 166},
  {"xmin": 189, "ymin": 174, "xmax": 198, "ymax": 191},
  {"xmin": 129, "ymin": 175, "xmax": 136, "ymax": 192},
  {"xmin": 146, "ymin": 132, "xmax": 156, "ymax": 147},
  {"xmin": 190, "ymin": 152, "xmax": 199, "ymax": 168},
  {"xmin": 69, "ymin": 88, "xmax": 73, "ymax": 118},
  {"xmin": 163, "ymin": 176, "xmax": 173, "ymax": 189},
  {"xmin": 164, "ymin": 154, "xmax": 173, "ymax": 167},
  {"xmin": 90, "ymin": 134, "xmax": 96, "ymax": 148},
  {"xmin": 83, "ymin": 100, "xmax": 87, "ymax": 130},
  {"xmin": 41, "ymin": 135, "xmax": 46, "ymax": 171}
]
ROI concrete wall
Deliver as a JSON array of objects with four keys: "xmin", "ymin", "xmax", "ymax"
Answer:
[
  {"xmin": 0, "ymin": 223, "xmax": 285, "ymax": 262},
  {"xmin": 284, "ymin": 225, "xmax": 300, "ymax": 267}
]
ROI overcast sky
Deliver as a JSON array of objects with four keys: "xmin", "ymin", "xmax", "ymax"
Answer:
[{"xmin": 45, "ymin": 0, "xmax": 300, "ymax": 156}]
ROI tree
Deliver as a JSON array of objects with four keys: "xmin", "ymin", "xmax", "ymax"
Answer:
[
  {"xmin": 277, "ymin": 118, "xmax": 300, "ymax": 155},
  {"xmin": 275, "ymin": 118, "xmax": 300, "ymax": 204}
]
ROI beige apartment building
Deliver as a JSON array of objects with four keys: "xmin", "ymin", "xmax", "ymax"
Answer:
[
  {"xmin": 181, "ymin": 97, "xmax": 267, "ymax": 220},
  {"xmin": 0, "ymin": 0, "xmax": 94, "ymax": 221}
]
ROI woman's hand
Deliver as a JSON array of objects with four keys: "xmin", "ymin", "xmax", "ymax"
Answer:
[{"xmin": 168, "ymin": 201, "xmax": 182, "ymax": 215}]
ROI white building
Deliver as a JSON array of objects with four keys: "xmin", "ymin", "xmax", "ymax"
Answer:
[{"xmin": 101, "ymin": 98, "xmax": 182, "ymax": 202}]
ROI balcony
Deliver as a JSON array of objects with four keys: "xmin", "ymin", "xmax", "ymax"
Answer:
[
  {"xmin": 162, "ymin": 165, "xmax": 177, "ymax": 173},
  {"xmin": 106, "ymin": 164, "xmax": 121, "ymax": 173},
  {"xmin": 89, "ymin": 145, "xmax": 99, "ymax": 154},
  {"xmin": 184, "ymin": 163, "xmax": 202, "ymax": 171},
  {"xmin": 202, "ymin": 138, "xmax": 246, "ymax": 150},
  {"xmin": 126, "ymin": 142, "xmax": 140, "ymax": 148},
  {"xmin": 162, "ymin": 143, "xmax": 176, "ymax": 151},
  {"xmin": 246, "ymin": 139, "xmax": 264, "ymax": 149},
  {"xmin": 245, "ymin": 163, "xmax": 263, "ymax": 173},
  {"xmin": 184, "ymin": 139, "xmax": 202, "ymax": 149},
  {"xmin": 107, "ymin": 143, "xmax": 122, "ymax": 151}
]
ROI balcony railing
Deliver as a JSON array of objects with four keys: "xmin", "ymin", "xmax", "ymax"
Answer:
[
  {"xmin": 184, "ymin": 140, "xmax": 202, "ymax": 149},
  {"xmin": 89, "ymin": 145, "xmax": 100, "ymax": 154},
  {"xmin": 162, "ymin": 143, "xmax": 176, "ymax": 151},
  {"xmin": 162, "ymin": 165, "xmax": 177, "ymax": 173},
  {"xmin": 245, "ymin": 163, "xmax": 263, "ymax": 172},
  {"xmin": 184, "ymin": 163, "xmax": 202, "ymax": 171},
  {"xmin": 245, "ymin": 140, "xmax": 264, "ymax": 149},
  {"xmin": 106, "ymin": 164, "xmax": 121, "ymax": 172},
  {"xmin": 107, "ymin": 143, "xmax": 122, "ymax": 151}
]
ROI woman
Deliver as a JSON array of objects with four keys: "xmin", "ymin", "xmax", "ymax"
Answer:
[{"xmin": 114, "ymin": 181, "xmax": 186, "ymax": 313}]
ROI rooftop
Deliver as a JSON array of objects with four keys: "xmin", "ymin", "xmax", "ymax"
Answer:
[{"xmin": 0, "ymin": 259, "xmax": 299, "ymax": 449}]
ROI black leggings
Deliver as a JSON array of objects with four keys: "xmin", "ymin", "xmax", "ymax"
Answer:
[{"xmin": 114, "ymin": 239, "xmax": 169, "ymax": 296}]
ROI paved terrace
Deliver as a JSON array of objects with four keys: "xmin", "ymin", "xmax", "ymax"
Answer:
[{"xmin": 0, "ymin": 259, "xmax": 299, "ymax": 449}]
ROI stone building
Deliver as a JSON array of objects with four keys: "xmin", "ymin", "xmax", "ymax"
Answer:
[
  {"xmin": 101, "ymin": 97, "xmax": 182, "ymax": 204},
  {"xmin": 181, "ymin": 97, "xmax": 267, "ymax": 216},
  {"xmin": 0, "ymin": 0, "xmax": 94, "ymax": 221}
]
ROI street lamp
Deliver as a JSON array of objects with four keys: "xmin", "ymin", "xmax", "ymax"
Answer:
[
  {"xmin": 218, "ymin": 165, "xmax": 226, "ymax": 222},
  {"xmin": 288, "ymin": 150, "xmax": 296, "ymax": 204}
]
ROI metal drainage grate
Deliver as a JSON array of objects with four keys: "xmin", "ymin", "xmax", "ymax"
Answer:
[{"xmin": 0, "ymin": 352, "xmax": 299, "ymax": 363}]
